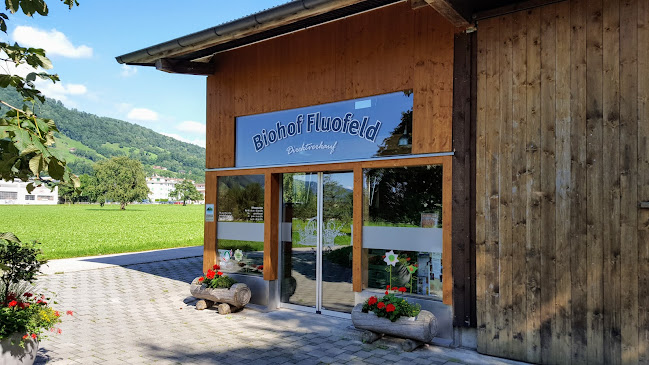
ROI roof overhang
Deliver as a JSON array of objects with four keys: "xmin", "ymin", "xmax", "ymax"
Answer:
[{"xmin": 115, "ymin": 0, "xmax": 546, "ymax": 75}]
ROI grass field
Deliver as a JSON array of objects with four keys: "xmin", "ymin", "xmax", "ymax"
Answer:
[{"xmin": 0, "ymin": 204, "xmax": 203, "ymax": 259}]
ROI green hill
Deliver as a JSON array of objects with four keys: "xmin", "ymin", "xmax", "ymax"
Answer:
[{"xmin": 0, "ymin": 88, "xmax": 205, "ymax": 183}]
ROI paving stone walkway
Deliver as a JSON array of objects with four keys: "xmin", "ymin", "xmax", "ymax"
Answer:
[{"xmin": 33, "ymin": 253, "xmax": 528, "ymax": 365}]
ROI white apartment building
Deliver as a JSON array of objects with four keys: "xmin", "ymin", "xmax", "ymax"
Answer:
[
  {"xmin": 0, "ymin": 180, "xmax": 58, "ymax": 205},
  {"xmin": 146, "ymin": 176, "xmax": 185, "ymax": 202}
]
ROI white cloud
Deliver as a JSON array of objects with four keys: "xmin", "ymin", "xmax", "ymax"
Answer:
[
  {"xmin": 176, "ymin": 120, "xmax": 205, "ymax": 135},
  {"xmin": 127, "ymin": 108, "xmax": 158, "ymax": 122},
  {"xmin": 34, "ymin": 80, "xmax": 87, "ymax": 106},
  {"xmin": 162, "ymin": 132, "xmax": 205, "ymax": 148},
  {"xmin": 120, "ymin": 64, "xmax": 137, "ymax": 77},
  {"xmin": 12, "ymin": 26, "xmax": 92, "ymax": 58}
]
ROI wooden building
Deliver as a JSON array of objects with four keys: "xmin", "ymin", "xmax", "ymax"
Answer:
[{"xmin": 118, "ymin": 0, "xmax": 649, "ymax": 363}]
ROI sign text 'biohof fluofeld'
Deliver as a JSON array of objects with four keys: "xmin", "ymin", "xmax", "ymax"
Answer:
[{"xmin": 235, "ymin": 91, "xmax": 414, "ymax": 167}]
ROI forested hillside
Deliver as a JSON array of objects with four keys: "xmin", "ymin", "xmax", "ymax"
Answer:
[{"xmin": 0, "ymin": 88, "xmax": 205, "ymax": 182}]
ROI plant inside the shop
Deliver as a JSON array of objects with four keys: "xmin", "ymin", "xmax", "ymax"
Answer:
[
  {"xmin": 383, "ymin": 250, "xmax": 419, "ymax": 293},
  {"xmin": 1, "ymin": 232, "xmax": 72, "ymax": 364},
  {"xmin": 361, "ymin": 286, "xmax": 421, "ymax": 322}
]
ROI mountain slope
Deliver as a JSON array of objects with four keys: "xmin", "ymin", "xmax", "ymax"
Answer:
[{"xmin": 0, "ymin": 88, "xmax": 205, "ymax": 182}]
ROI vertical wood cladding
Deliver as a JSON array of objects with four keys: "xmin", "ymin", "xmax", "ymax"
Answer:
[
  {"xmin": 205, "ymin": 2, "xmax": 455, "ymax": 168},
  {"xmin": 476, "ymin": 1, "xmax": 649, "ymax": 363}
]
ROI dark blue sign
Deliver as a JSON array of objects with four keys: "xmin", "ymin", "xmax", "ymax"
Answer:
[{"xmin": 235, "ymin": 91, "xmax": 413, "ymax": 167}]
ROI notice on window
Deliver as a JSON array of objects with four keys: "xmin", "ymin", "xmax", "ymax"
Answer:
[{"xmin": 205, "ymin": 204, "xmax": 215, "ymax": 222}]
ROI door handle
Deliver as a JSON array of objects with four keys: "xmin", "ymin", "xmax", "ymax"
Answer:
[{"xmin": 640, "ymin": 202, "xmax": 649, "ymax": 209}]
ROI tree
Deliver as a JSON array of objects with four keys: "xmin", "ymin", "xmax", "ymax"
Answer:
[
  {"xmin": 169, "ymin": 179, "xmax": 202, "ymax": 206},
  {"xmin": 93, "ymin": 157, "xmax": 149, "ymax": 210},
  {"xmin": 0, "ymin": 0, "xmax": 80, "ymax": 192}
]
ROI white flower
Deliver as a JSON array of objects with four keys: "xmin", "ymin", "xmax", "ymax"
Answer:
[
  {"xmin": 234, "ymin": 249, "xmax": 243, "ymax": 262},
  {"xmin": 384, "ymin": 250, "xmax": 399, "ymax": 266}
]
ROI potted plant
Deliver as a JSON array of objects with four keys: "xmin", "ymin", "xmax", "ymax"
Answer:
[
  {"xmin": 189, "ymin": 264, "xmax": 251, "ymax": 314},
  {"xmin": 352, "ymin": 286, "xmax": 438, "ymax": 346},
  {"xmin": 1, "ymin": 232, "xmax": 72, "ymax": 365}
]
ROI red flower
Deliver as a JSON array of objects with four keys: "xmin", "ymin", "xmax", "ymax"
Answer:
[
  {"xmin": 19, "ymin": 302, "xmax": 29, "ymax": 309},
  {"xmin": 391, "ymin": 286, "xmax": 399, "ymax": 291},
  {"xmin": 385, "ymin": 291, "xmax": 389, "ymax": 295},
  {"xmin": 206, "ymin": 270, "xmax": 215, "ymax": 279},
  {"xmin": 386, "ymin": 285, "xmax": 391, "ymax": 290},
  {"xmin": 57, "ymin": 328, "xmax": 62, "ymax": 334},
  {"xmin": 23, "ymin": 292, "xmax": 33, "ymax": 297},
  {"xmin": 367, "ymin": 296, "xmax": 377, "ymax": 306},
  {"xmin": 22, "ymin": 334, "xmax": 28, "ymax": 340},
  {"xmin": 31, "ymin": 333, "xmax": 37, "ymax": 339},
  {"xmin": 377, "ymin": 302, "xmax": 386, "ymax": 309},
  {"xmin": 198, "ymin": 277, "xmax": 205, "ymax": 282},
  {"xmin": 386, "ymin": 303, "xmax": 396, "ymax": 312},
  {"xmin": 399, "ymin": 287, "xmax": 407, "ymax": 293},
  {"xmin": 406, "ymin": 257, "xmax": 411, "ymax": 261},
  {"xmin": 217, "ymin": 271, "xmax": 223, "ymax": 276},
  {"xmin": 258, "ymin": 265, "xmax": 263, "ymax": 270},
  {"xmin": 66, "ymin": 310, "xmax": 74, "ymax": 316},
  {"xmin": 213, "ymin": 264, "xmax": 220, "ymax": 270},
  {"xmin": 7, "ymin": 300, "xmax": 17, "ymax": 307},
  {"xmin": 55, "ymin": 311, "xmax": 60, "ymax": 317}
]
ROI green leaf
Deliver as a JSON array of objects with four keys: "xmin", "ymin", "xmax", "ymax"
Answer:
[
  {"xmin": 28, "ymin": 154, "xmax": 42, "ymax": 176},
  {"xmin": 26, "ymin": 182, "xmax": 35, "ymax": 193},
  {"xmin": 26, "ymin": 72, "xmax": 37, "ymax": 82},
  {"xmin": 0, "ymin": 231, "xmax": 20, "ymax": 242},
  {"xmin": 35, "ymin": 54, "xmax": 52, "ymax": 69},
  {"xmin": 19, "ymin": 144, "xmax": 40, "ymax": 156},
  {"xmin": 0, "ymin": 74, "xmax": 12, "ymax": 88},
  {"xmin": 48, "ymin": 156, "xmax": 65, "ymax": 180}
]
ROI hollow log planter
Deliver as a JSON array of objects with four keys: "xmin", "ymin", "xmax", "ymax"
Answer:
[
  {"xmin": 351, "ymin": 303, "xmax": 438, "ymax": 351},
  {"xmin": 190, "ymin": 277, "xmax": 251, "ymax": 314}
]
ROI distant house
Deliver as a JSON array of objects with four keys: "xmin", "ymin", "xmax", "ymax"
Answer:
[
  {"xmin": 194, "ymin": 183, "xmax": 205, "ymax": 203},
  {"xmin": 145, "ymin": 176, "xmax": 186, "ymax": 202},
  {"xmin": 0, "ymin": 180, "xmax": 58, "ymax": 205}
]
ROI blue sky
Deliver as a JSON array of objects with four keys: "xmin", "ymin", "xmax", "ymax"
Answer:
[{"xmin": 0, "ymin": 1, "xmax": 290, "ymax": 147}]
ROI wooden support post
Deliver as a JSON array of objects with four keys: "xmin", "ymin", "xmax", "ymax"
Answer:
[
  {"xmin": 264, "ymin": 172, "xmax": 280, "ymax": 281},
  {"xmin": 203, "ymin": 172, "xmax": 217, "ymax": 273},
  {"xmin": 353, "ymin": 165, "xmax": 364, "ymax": 292}
]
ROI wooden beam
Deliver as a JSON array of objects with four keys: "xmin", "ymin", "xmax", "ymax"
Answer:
[
  {"xmin": 352, "ymin": 165, "xmax": 364, "ymax": 292},
  {"xmin": 474, "ymin": 0, "xmax": 564, "ymax": 21},
  {"xmin": 424, "ymin": 0, "xmax": 471, "ymax": 27},
  {"xmin": 451, "ymin": 31, "xmax": 473, "ymax": 326},
  {"xmin": 155, "ymin": 58, "xmax": 215, "ymax": 75},
  {"xmin": 263, "ymin": 172, "xmax": 280, "ymax": 281},
  {"xmin": 411, "ymin": 0, "xmax": 428, "ymax": 10},
  {"xmin": 203, "ymin": 172, "xmax": 217, "ymax": 273}
]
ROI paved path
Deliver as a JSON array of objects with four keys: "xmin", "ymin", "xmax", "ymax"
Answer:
[{"xmin": 33, "ymin": 249, "xmax": 528, "ymax": 365}]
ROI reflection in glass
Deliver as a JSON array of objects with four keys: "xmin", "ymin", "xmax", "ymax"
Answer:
[
  {"xmin": 321, "ymin": 172, "xmax": 354, "ymax": 313},
  {"xmin": 281, "ymin": 173, "xmax": 318, "ymax": 308},
  {"xmin": 363, "ymin": 165, "xmax": 444, "ymax": 299},
  {"xmin": 217, "ymin": 175, "xmax": 264, "ymax": 277},
  {"xmin": 280, "ymin": 172, "xmax": 355, "ymax": 313}
]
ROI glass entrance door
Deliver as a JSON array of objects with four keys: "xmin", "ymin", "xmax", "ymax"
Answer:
[{"xmin": 280, "ymin": 172, "xmax": 354, "ymax": 315}]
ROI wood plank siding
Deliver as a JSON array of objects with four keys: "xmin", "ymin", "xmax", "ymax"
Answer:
[
  {"xmin": 203, "ymin": 2, "xmax": 457, "ymax": 293},
  {"xmin": 476, "ymin": 1, "xmax": 649, "ymax": 363},
  {"xmin": 205, "ymin": 2, "xmax": 455, "ymax": 169}
]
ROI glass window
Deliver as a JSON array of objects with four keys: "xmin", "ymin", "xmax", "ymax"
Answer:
[
  {"xmin": 235, "ymin": 91, "xmax": 413, "ymax": 167},
  {"xmin": 217, "ymin": 175, "xmax": 265, "ymax": 276},
  {"xmin": 0, "ymin": 191, "xmax": 17, "ymax": 199},
  {"xmin": 363, "ymin": 165, "xmax": 444, "ymax": 299}
]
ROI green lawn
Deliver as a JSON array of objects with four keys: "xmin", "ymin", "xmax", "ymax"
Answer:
[{"xmin": 0, "ymin": 204, "xmax": 203, "ymax": 259}]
